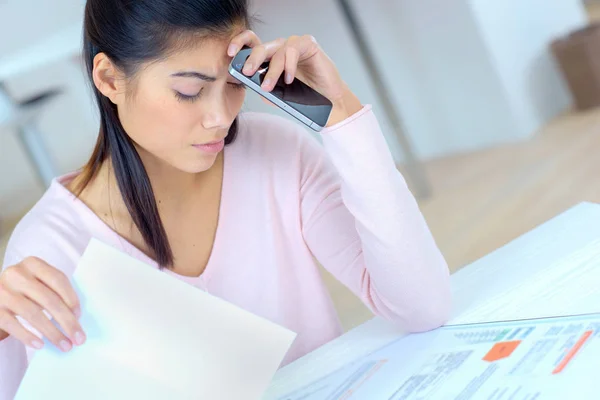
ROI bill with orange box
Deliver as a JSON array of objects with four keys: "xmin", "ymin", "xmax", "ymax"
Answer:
[{"xmin": 280, "ymin": 313, "xmax": 600, "ymax": 399}]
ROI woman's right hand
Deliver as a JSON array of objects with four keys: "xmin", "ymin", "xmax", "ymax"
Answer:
[{"xmin": 0, "ymin": 257, "xmax": 86, "ymax": 351}]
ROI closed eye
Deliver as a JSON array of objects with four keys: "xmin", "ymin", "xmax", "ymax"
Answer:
[
  {"xmin": 228, "ymin": 82, "xmax": 246, "ymax": 91},
  {"xmin": 174, "ymin": 88, "xmax": 203, "ymax": 103},
  {"xmin": 175, "ymin": 83, "xmax": 244, "ymax": 103}
]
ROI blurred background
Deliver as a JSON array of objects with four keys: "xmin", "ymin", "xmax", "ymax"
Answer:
[{"xmin": 1, "ymin": 0, "xmax": 600, "ymax": 329}]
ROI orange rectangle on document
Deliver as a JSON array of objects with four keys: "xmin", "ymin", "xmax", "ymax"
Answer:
[
  {"xmin": 553, "ymin": 330, "xmax": 593, "ymax": 375},
  {"xmin": 483, "ymin": 341, "xmax": 522, "ymax": 362}
]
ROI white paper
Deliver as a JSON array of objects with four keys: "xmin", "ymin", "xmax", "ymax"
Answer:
[
  {"xmin": 449, "ymin": 238, "xmax": 600, "ymax": 326},
  {"xmin": 15, "ymin": 238, "xmax": 296, "ymax": 400},
  {"xmin": 280, "ymin": 314, "xmax": 600, "ymax": 399}
]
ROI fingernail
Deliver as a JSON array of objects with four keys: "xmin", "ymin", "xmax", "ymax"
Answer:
[
  {"xmin": 31, "ymin": 340, "xmax": 44, "ymax": 350},
  {"xmin": 262, "ymin": 78, "xmax": 272, "ymax": 88},
  {"xmin": 228, "ymin": 44, "xmax": 237, "ymax": 56},
  {"xmin": 243, "ymin": 63, "xmax": 253, "ymax": 74},
  {"xmin": 74, "ymin": 331, "xmax": 86, "ymax": 346},
  {"xmin": 60, "ymin": 340, "xmax": 72, "ymax": 352},
  {"xmin": 286, "ymin": 73, "xmax": 293, "ymax": 84}
]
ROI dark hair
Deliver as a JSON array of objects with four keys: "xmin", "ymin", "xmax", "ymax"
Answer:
[{"xmin": 79, "ymin": 0, "xmax": 250, "ymax": 268}]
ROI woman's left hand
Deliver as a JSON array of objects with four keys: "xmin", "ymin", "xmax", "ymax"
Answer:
[{"xmin": 227, "ymin": 31, "xmax": 363, "ymax": 126}]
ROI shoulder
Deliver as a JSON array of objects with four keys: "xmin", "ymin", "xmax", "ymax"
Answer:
[
  {"xmin": 237, "ymin": 111, "xmax": 306, "ymax": 142},
  {"xmin": 2, "ymin": 179, "xmax": 92, "ymax": 275},
  {"xmin": 234, "ymin": 112, "xmax": 327, "ymax": 166}
]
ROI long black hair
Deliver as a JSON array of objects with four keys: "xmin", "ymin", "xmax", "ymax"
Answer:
[{"xmin": 79, "ymin": 0, "xmax": 250, "ymax": 267}]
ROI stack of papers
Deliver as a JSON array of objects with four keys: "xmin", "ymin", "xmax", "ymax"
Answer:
[
  {"xmin": 451, "ymin": 239, "xmax": 600, "ymax": 325},
  {"xmin": 15, "ymin": 239, "xmax": 296, "ymax": 400},
  {"xmin": 279, "ymin": 313, "xmax": 600, "ymax": 399}
]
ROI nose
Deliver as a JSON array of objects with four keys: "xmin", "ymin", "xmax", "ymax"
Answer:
[{"xmin": 202, "ymin": 94, "xmax": 233, "ymax": 131}]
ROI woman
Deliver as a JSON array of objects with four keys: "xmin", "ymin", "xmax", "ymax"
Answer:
[{"xmin": 0, "ymin": 0, "xmax": 451, "ymax": 396}]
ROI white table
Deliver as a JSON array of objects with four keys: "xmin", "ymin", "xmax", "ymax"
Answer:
[{"xmin": 264, "ymin": 201, "xmax": 600, "ymax": 398}]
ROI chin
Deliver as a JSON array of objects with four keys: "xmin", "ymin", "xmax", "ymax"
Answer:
[{"xmin": 179, "ymin": 154, "xmax": 219, "ymax": 174}]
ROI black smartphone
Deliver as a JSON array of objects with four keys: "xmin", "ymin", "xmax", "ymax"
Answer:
[{"xmin": 229, "ymin": 47, "xmax": 333, "ymax": 131}]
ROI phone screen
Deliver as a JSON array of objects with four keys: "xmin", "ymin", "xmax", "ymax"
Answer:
[{"xmin": 231, "ymin": 49, "xmax": 333, "ymax": 128}]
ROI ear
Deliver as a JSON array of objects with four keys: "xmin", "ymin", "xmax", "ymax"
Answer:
[{"xmin": 92, "ymin": 53, "xmax": 126, "ymax": 105}]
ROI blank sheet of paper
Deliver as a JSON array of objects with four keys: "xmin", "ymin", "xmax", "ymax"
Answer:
[{"xmin": 15, "ymin": 238, "xmax": 296, "ymax": 400}]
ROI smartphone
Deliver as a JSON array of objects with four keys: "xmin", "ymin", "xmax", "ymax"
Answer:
[{"xmin": 229, "ymin": 47, "xmax": 333, "ymax": 131}]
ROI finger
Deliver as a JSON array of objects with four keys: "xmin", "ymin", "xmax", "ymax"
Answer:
[
  {"xmin": 13, "ymin": 294, "xmax": 74, "ymax": 352},
  {"xmin": 23, "ymin": 257, "xmax": 80, "ymax": 312},
  {"xmin": 21, "ymin": 278, "xmax": 85, "ymax": 346},
  {"xmin": 227, "ymin": 30, "xmax": 262, "ymax": 57},
  {"xmin": 296, "ymin": 35, "xmax": 320, "ymax": 59},
  {"xmin": 0, "ymin": 309, "xmax": 44, "ymax": 349},
  {"xmin": 261, "ymin": 48, "xmax": 286, "ymax": 91},
  {"xmin": 284, "ymin": 46, "xmax": 300, "ymax": 84},
  {"xmin": 243, "ymin": 38, "xmax": 285, "ymax": 76},
  {"xmin": 19, "ymin": 297, "xmax": 73, "ymax": 352},
  {"xmin": 285, "ymin": 35, "xmax": 320, "ymax": 67}
]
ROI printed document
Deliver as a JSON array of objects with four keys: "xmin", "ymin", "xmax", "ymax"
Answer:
[{"xmin": 280, "ymin": 314, "xmax": 600, "ymax": 399}]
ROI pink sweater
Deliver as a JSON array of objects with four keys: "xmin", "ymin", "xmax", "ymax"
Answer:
[{"xmin": 0, "ymin": 106, "xmax": 451, "ymax": 399}]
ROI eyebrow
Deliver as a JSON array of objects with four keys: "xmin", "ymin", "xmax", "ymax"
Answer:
[{"xmin": 170, "ymin": 71, "xmax": 217, "ymax": 82}]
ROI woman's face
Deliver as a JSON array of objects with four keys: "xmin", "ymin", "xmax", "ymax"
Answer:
[{"xmin": 116, "ymin": 37, "xmax": 246, "ymax": 174}]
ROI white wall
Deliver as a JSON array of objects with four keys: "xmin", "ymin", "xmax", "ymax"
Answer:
[
  {"xmin": 344, "ymin": 0, "xmax": 442, "ymax": 160},
  {"xmin": 0, "ymin": 0, "xmax": 97, "ymax": 218},
  {"xmin": 470, "ymin": 0, "xmax": 588, "ymax": 138},
  {"xmin": 0, "ymin": 60, "xmax": 97, "ymax": 217},
  {"xmin": 385, "ymin": 0, "xmax": 519, "ymax": 157},
  {"xmin": 358, "ymin": 0, "xmax": 587, "ymax": 158}
]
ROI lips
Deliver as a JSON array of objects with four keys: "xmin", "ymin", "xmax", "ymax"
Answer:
[{"xmin": 192, "ymin": 139, "xmax": 225, "ymax": 154}]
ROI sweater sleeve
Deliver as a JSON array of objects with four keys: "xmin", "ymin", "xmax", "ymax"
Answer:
[
  {"xmin": 300, "ymin": 105, "xmax": 451, "ymax": 331},
  {"xmin": 0, "ymin": 335, "xmax": 28, "ymax": 400},
  {"xmin": 0, "ymin": 248, "xmax": 31, "ymax": 400}
]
